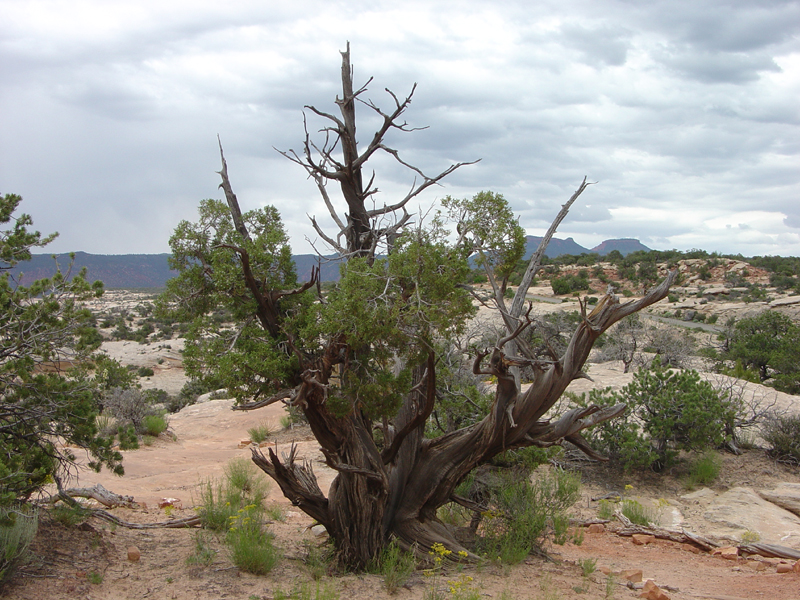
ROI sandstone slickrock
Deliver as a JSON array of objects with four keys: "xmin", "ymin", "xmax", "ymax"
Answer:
[
  {"xmin": 758, "ymin": 483, "xmax": 800, "ymax": 518},
  {"xmin": 703, "ymin": 487, "xmax": 800, "ymax": 549}
]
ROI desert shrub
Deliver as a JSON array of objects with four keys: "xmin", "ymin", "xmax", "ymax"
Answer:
[
  {"xmin": 550, "ymin": 272, "xmax": 589, "ymax": 295},
  {"xmin": 578, "ymin": 361, "xmax": 735, "ymax": 471},
  {"xmin": 725, "ymin": 311, "xmax": 800, "ymax": 393},
  {"xmin": 142, "ymin": 388, "xmax": 169, "ymax": 405},
  {"xmin": 761, "ymin": 413, "xmax": 800, "ymax": 465},
  {"xmin": 226, "ymin": 504, "xmax": 279, "ymax": 575},
  {"xmin": 137, "ymin": 366, "xmax": 155, "ymax": 378},
  {"xmin": 0, "ymin": 505, "xmax": 38, "ymax": 583},
  {"xmin": 478, "ymin": 469, "xmax": 580, "ymax": 564},
  {"xmin": 198, "ymin": 457, "xmax": 270, "ymax": 531},
  {"xmin": 93, "ymin": 354, "xmax": 137, "ymax": 392},
  {"xmin": 141, "ymin": 414, "xmax": 169, "ymax": 437},
  {"xmin": 103, "ymin": 387, "xmax": 155, "ymax": 432}
]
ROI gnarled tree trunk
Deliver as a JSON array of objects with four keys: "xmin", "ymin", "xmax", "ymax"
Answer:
[
  {"xmin": 216, "ymin": 45, "xmax": 678, "ymax": 568},
  {"xmin": 251, "ymin": 273, "xmax": 674, "ymax": 565}
]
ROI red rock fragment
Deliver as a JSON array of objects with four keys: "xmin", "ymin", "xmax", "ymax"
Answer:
[
  {"xmin": 712, "ymin": 546, "xmax": 738, "ymax": 560},
  {"xmin": 632, "ymin": 534, "xmax": 655, "ymax": 545},
  {"xmin": 776, "ymin": 563, "xmax": 793, "ymax": 573},
  {"xmin": 639, "ymin": 579, "xmax": 670, "ymax": 600},
  {"xmin": 622, "ymin": 569, "xmax": 643, "ymax": 583},
  {"xmin": 587, "ymin": 523, "xmax": 605, "ymax": 534},
  {"xmin": 127, "ymin": 546, "xmax": 141, "ymax": 562}
]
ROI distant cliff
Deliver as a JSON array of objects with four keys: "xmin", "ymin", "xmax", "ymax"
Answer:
[
  {"xmin": 8, "ymin": 237, "xmax": 652, "ymax": 288},
  {"xmin": 7, "ymin": 252, "xmax": 176, "ymax": 289}
]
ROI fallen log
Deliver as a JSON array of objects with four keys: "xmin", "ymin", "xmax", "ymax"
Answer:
[
  {"xmin": 88, "ymin": 510, "xmax": 201, "ymax": 529},
  {"xmin": 738, "ymin": 543, "xmax": 800, "ymax": 560},
  {"xmin": 45, "ymin": 484, "xmax": 201, "ymax": 530},
  {"xmin": 55, "ymin": 484, "xmax": 138, "ymax": 508},
  {"xmin": 614, "ymin": 508, "xmax": 719, "ymax": 550}
]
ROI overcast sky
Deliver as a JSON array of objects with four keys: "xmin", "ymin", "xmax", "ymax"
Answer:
[{"xmin": 2, "ymin": 0, "xmax": 799, "ymax": 257}]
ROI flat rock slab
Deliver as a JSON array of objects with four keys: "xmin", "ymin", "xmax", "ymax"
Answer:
[
  {"xmin": 759, "ymin": 483, "xmax": 800, "ymax": 518},
  {"xmin": 703, "ymin": 487, "xmax": 800, "ymax": 549}
]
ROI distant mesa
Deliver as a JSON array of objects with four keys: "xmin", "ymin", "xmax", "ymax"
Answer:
[
  {"xmin": 9, "ymin": 237, "xmax": 650, "ymax": 289},
  {"xmin": 524, "ymin": 236, "xmax": 650, "ymax": 259},
  {"xmin": 590, "ymin": 238, "xmax": 651, "ymax": 256}
]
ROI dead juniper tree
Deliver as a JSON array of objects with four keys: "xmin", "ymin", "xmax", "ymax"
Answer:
[{"xmin": 165, "ymin": 44, "xmax": 675, "ymax": 568}]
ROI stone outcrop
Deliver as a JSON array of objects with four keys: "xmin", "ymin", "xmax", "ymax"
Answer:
[
  {"xmin": 703, "ymin": 487, "xmax": 800, "ymax": 549},
  {"xmin": 759, "ymin": 483, "xmax": 800, "ymax": 517}
]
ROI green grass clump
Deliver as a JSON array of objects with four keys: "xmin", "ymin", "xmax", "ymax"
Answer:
[
  {"xmin": 197, "ymin": 457, "xmax": 279, "ymax": 574},
  {"xmin": 368, "ymin": 538, "xmax": 416, "ymax": 594},
  {"xmin": 685, "ymin": 452, "xmax": 720, "ymax": 488},
  {"xmin": 198, "ymin": 458, "xmax": 269, "ymax": 530},
  {"xmin": 224, "ymin": 458, "xmax": 269, "ymax": 504},
  {"xmin": 597, "ymin": 499, "xmax": 616, "ymax": 520},
  {"xmin": 479, "ymin": 469, "xmax": 581, "ymax": 564},
  {"xmin": 87, "ymin": 571, "xmax": 103, "ymax": 584},
  {"xmin": 247, "ymin": 421, "xmax": 273, "ymax": 444},
  {"xmin": 273, "ymin": 582, "xmax": 339, "ymax": 600},
  {"xmin": 620, "ymin": 499, "xmax": 656, "ymax": 526},
  {"xmin": 186, "ymin": 530, "xmax": 217, "ymax": 566},
  {"xmin": 226, "ymin": 504, "xmax": 279, "ymax": 575},
  {"xmin": 579, "ymin": 557, "xmax": 597, "ymax": 576},
  {"xmin": 50, "ymin": 502, "xmax": 88, "ymax": 527},
  {"xmin": 0, "ymin": 506, "xmax": 38, "ymax": 583},
  {"xmin": 142, "ymin": 413, "xmax": 169, "ymax": 437}
]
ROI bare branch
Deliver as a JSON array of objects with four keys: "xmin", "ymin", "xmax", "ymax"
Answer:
[
  {"xmin": 509, "ymin": 177, "xmax": 592, "ymax": 320},
  {"xmin": 217, "ymin": 137, "xmax": 251, "ymax": 243}
]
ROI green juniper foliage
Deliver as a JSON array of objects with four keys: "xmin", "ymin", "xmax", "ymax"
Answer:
[
  {"xmin": 578, "ymin": 361, "xmax": 734, "ymax": 471},
  {"xmin": 724, "ymin": 311, "xmax": 800, "ymax": 393},
  {"xmin": 0, "ymin": 193, "xmax": 122, "ymax": 505},
  {"xmin": 158, "ymin": 199, "xmax": 305, "ymax": 404}
]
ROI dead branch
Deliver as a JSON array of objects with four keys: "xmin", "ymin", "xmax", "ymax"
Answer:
[
  {"xmin": 251, "ymin": 445, "xmax": 330, "ymax": 527},
  {"xmin": 54, "ymin": 484, "xmax": 137, "ymax": 508},
  {"xmin": 739, "ymin": 543, "xmax": 800, "ymax": 560},
  {"xmin": 509, "ymin": 177, "xmax": 591, "ymax": 320},
  {"xmin": 88, "ymin": 511, "xmax": 201, "ymax": 529},
  {"xmin": 232, "ymin": 388, "xmax": 296, "ymax": 411}
]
